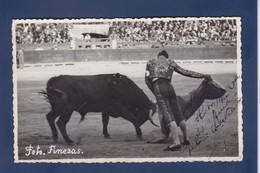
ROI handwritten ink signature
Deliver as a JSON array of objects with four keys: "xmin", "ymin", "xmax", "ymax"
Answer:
[
  {"xmin": 211, "ymin": 96, "xmax": 241, "ymax": 133},
  {"xmin": 185, "ymin": 75, "xmax": 241, "ymax": 156},
  {"xmin": 195, "ymin": 105, "xmax": 207, "ymax": 122},
  {"xmin": 184, "ymin": 130, "xmax": 209, "ymax": 156},
  {"xmin": 224, "ymin": 75, "xmax": 239, "ymax": 90}
]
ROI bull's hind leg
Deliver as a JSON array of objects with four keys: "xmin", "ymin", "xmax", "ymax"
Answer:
[
  {"xmin": 134, "ymin": 123, "xmax": 142, "ymax": 140},
  {"xmin": 102, "ymin": 114, "xmax": 110, "ymax": 138},
  {"xmin": 56, "ymin": 109, "xmax": 74, "ymax": 144},
  {"xmin": 46, "ymin": 110, "xmax": 60, "ymax": 142}
]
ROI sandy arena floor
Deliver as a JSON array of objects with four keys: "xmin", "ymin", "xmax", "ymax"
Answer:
[{"xmin": 14, "ymin": 62, "xmax": 241, "ymax": 161}]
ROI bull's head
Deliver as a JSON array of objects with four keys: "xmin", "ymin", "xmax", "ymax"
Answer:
[
  {"xmin": 134, "ymin": 100, "xmax": 159, "ymax": 127},
  {"xmin": 111, "ymin": 73, "xmax": 159, "ymax": 127}
]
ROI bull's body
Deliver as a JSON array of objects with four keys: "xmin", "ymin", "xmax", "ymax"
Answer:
[{"xmin": 43, "ymin": 73, "xmax": 156, "ymax": 144}]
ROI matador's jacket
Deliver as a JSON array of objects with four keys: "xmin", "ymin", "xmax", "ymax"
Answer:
[{"xmin": 145, "ymin": 58, "xmax": 206, "ymax": 92}]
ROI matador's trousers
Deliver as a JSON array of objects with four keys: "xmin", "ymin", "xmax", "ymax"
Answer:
[{"xmin": 152, "ymin": 78, "xmax": 185, "ymax": 137}]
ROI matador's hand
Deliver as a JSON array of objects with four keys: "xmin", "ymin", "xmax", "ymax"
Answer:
[{"xmin": 204, "ymin": 74, "xmax": 212, "ymax": 81}]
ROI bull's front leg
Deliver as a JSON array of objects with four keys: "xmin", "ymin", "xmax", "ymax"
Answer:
[
  {"xmin": 56, "ymin": 110, "xmax": 73, "ymax": 144},
  {"xmin": 102, "ymin": 113, "xmax": 110, "ymax": 138},
  {"xmin": 46, "ymin": 110, "xmax": 60, "ymax": 142},
  {"xmin": 124, "ymin": 116, "xmax": 142, "ymax": 139},
  {"xmin": 116, "ymin": 105, "xmax": 142, "ymax": 139}
]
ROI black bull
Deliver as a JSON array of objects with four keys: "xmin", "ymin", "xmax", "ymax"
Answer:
[
  {"xmin": 41, "ymin": 73, "xmax": 225, "ymax": 144},
  {"xmin": 41, "ymin": 73, "xmax": 157, "ymax": 144}
]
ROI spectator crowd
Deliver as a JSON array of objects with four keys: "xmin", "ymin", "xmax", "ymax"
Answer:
[
  {"xmin": 16, "ymin": 19, "xmax": 237, "ymax": 46},
  {"xmin": 16, "ymin": 23, "xmax": 71, "ymax": 44},
  {"xmin": 109, "ymin": 19, "xmax": 237, "ymax": 45}
]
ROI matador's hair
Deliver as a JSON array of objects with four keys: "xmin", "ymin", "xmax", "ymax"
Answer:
[{"xmin": 158, "ymin": 50, "xmax": 169, "ymax": 59}]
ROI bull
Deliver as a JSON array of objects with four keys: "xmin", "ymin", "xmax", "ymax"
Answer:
[{"xmin": 41, "ymin": 73, "xmax": 157, "ymax": 144}]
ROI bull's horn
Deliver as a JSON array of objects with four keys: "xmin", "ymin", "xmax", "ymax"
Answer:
[{"xmin": 149, "ymin": 109, "xmax": 160, "ymax": 127}]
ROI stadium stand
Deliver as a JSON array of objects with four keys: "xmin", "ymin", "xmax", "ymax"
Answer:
[
  {"xmin": 15, "ymin": 19, "xmax": 237, "ymax": 48},
  {"xmin": 15, "ymin": 19, "xmax": 238, "ymax": 67}
]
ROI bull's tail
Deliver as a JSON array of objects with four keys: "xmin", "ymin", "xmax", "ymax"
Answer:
[
  {"xmin": 39, "ymin": 90, "xmax": 50, "ymax": 102},
  {"xmin": 39, "ymin": 84, "xmax": 68, "ymax": 106}
]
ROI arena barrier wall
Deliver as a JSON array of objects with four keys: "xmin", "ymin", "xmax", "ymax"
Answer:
[
  {"xmin": 23, "ymin": 59, "xmax": 237, "ymax": 68},
  {"xmin": 22, "ymin": 46, "xmax": 236, "ymax": 64}
]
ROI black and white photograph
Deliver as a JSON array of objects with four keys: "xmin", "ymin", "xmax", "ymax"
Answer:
[{"xmin": 13, "ymin": 17, "xmax": 242, "ymax": 163}]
